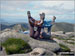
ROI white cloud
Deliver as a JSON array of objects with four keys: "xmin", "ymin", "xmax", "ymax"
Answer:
[
  {"xmin": 1, "ymin": 0, "xmax": 74, "ymax": 23},
  {"xmin": 1, "ymin": 13, "xmax": 26, "ymax": 18},
  {"xmin": 38, "ymin": 9, "xmax": 64, "ymax": 15},
  {"xmin": 31, "ymin": 1, "xmax": 74, "ymax": 15},
  {"xmin": 40, "ymin": 1, "xmax": 74, "ymax": 9},
  {"xmin": 1, "ymin": 1, "xmax": 30, "ymax": 12}
]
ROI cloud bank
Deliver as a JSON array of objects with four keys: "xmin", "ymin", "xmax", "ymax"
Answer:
[{"xmin": 0, "ymin": 0, "xmax": 74, "ymax": 23}]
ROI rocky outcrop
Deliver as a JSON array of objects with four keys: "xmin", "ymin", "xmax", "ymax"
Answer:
[
  {"xmin": 51, "ymin": 31, "xmax": 75, "ymax": 39},
  {"xmin": 29, "ymin": 48, "xmax": 46, "ymax": 56},
  {"xmin": 28, "ymin": 38, "xmax": 60, "ymax": 52},
  {"xmin": 52, "ymin": 31, "xmax": 75, "ymax": 52},
  {"xmin": 0, "ymin": 30, "xmax": 60, "ymax": 56},
  {"xmin": 29, "ymin": 48, "xmax": 56, "ymax": 56},
  {"xmin": 65, "ymin": 32, "xmax": 75, "ymax": 37},
  {"xmin": 4, "ymin": 48, "xmax": 55, "ymax": 56}
]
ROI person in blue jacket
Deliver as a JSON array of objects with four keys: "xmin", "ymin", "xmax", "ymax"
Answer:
[{"xmin": 40, "ymin": 13, "xmax": 56, "ymax": 39}]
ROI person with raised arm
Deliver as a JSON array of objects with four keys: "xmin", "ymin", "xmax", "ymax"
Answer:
[
  {"xmin": 40, "ymin": 13, "xmax": 56, "ymax": 39},
  {"xmin": 27, "ymin": 11, "xmax": 44, "ymax": 39}
]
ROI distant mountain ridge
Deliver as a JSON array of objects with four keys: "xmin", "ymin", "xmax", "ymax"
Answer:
[
  {"xmin": 51, "ymin": 22, "xmax": 74, "ymax": 32},
  {"xmin": 0, "ymin": 22, "xmax": 74, "ymax": 32},
  {"xmin": 0, "ymin": 23, "xmax": 29, "ymax": 31}
]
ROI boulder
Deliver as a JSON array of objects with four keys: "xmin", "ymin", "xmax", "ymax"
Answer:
[
  {"xmin": 0, "ymin": 31, "xmax": 30, "ymax": 43},
  {"xmin": 5, "ymin": 48, "xmax": 55, "ymax": 56},
  {"xmin": 65, "ymin": 32, "xmax": 75, "ymax": 37},
  {"xmin": 28, "ymin": 38, "xmax": 60, "ymax": 52},
  {"xmin": 29, "ymin": 48, "xmax": 56, "ymax": 56},
  {"xmin": 51, "ymin": 31, "xmax": 75, "ymax": 38},
  {"xmin": 29, "ymin": 48, "xmax": 46, "ymax": 56}
]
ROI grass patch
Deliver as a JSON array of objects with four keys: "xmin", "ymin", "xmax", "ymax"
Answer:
[
  {"xmin": 59, "ymin": 44, "xmax": 70, "ymax": 52},
  {"xmin": 2, "ymin": 38, "xmax": 32, "ymax": 55}
]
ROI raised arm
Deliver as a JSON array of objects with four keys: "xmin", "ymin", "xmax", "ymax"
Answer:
[
  {"xmin": 27, "ymin": 11, "xmax": 31, "ymax": 18},
  {"xmin": 37, "ymin": 13, "xmax": 45, "ymax": 26},
  {"xmin": 51, "ymin": 16, "xmax": 56, "ymax": 25},
  {"xmin": 27, "ymin": 11, "xmax": 35, "ymax": 24}
]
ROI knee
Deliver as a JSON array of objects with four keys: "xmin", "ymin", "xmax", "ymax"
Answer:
[
  {"xmin": 30, "ymin": 34, "xmax": 38, "ymax": 39},
  {"xmin": 34, "ymin": 34, "xmax": 39, "ymax": 39}
]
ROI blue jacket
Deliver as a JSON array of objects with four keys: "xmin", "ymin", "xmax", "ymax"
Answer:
[{"xmin": 42, "ymin": 21, "xmax": 53, "ymax": 28}]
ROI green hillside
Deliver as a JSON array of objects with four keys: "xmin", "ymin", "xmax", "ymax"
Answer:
[{"xmin": 51, "ymin": 22, "xmax": 74, "ymax": 32}]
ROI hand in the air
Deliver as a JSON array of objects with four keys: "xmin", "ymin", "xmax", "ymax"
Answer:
[{"xmin": 53, "ymin": 16, "xmax": 56, "ymax": 21}]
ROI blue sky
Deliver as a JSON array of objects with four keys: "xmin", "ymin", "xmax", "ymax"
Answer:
[{"xmin": 0, "ymin": 0, "xmax": 75, "ymax": 23}]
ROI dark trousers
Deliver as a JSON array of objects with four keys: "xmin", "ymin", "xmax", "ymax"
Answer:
[
  {"xmin": 42, "ymin": 26, "xmax": 52, "ymax": 33},
  {"xmin": 29, "ymin": 19, "xmax": 41, "ymax": 39}
]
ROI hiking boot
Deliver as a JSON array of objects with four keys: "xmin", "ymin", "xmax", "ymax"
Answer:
[
  {"xmin": 42, "ymin": 13, "xmax": 45, "ymax": 20},
  {"xmin": 27, "ymin": 11, "xmax": 31, "ymax": 18}
]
